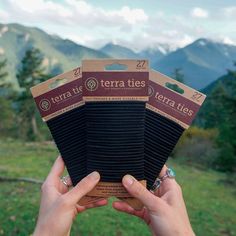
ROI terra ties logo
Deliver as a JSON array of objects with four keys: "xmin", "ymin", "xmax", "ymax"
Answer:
[
  {"xmin": 85, "ymin": 77, "xmax": 99, "ymax": 91},
  {"xmin": 148, "ymin": 85, "xmax": 154, "ymax": 97},
  {"xmin": 39, "ymin": 99, "xmax": 51, "ymax": 111}
]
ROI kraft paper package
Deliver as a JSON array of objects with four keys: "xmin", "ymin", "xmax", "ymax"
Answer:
[
  {"xmin": 30, "ymin": 67, "xmax": 103, "ymax": 206},
  {"xmin": 145, "ymin": 70, "xmax": 206, "ymax": 189},
  {"xmin": 30, "ymin": 62, "xmax": 206, "ymax": 210},
  {"xmin": 82, "ymin": 59, "xmax": 149, "ymax": 209},
  {"xmin": 31, "ymin": 61, "xmax": 150, "ymax": 209}
]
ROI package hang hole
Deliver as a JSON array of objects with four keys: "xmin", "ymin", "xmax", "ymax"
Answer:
[
  {"xmin": 165, "ymin": 82, "xmax": 184, "ymax": 94},
  {"xmin": 104, "ymin": 63, "xmax": 128, "ymax": 71},
  {"xmin": 49, "ymin": 78, "xmax": 68, "ymax": 89}
]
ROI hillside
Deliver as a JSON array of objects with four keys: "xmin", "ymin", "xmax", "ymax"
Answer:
[
  {"xmin": 1, "ymin": 23, "xmax": 236, "ymax": 91},
  {"xmin": 202, "ymin": 72, "xmax": 236, "ymax": 95},
  {"xmin": 100, "ymin": 43, "xmax": 139, "ymax": 59},
  {"xmin": 0, "ymin": 23, "xmax": 109, "ymax": 89},
  {"xmin": 194, "ymin": 68, "xmax": 236, "ymax": 128},
  {"xmin": 154, "ymin": 38, "xmax": 236, "ymax": 90},
  {"xmin": 99, "ymin": 43, "xmax": 170, "ymax": 67}
]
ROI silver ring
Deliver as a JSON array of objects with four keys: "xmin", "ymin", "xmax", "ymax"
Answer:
[
  {"xmin": 150, "ymin": 168, "xmax": 176, "ymax": 193},
  {"xmin": 61, "ymin": 176, "xmax": 70, "ymax": 188}
]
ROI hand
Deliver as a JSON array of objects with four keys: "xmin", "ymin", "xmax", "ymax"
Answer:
[
  {"xmin": 33, "ymin": 156, "xmax": 108, "ymax": 236},
  {"xmin": 113, "ymin": 166, "xmax": 195, "ymax": 236}
]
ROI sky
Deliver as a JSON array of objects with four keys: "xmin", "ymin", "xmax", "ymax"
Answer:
[{"xmin": 0, "ymin": 0, "xmax": 236, "ymax": 51}]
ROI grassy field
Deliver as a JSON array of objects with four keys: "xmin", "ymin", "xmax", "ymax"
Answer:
[{"xmin": 0, "ymin": 140, "xmax": 236, "ymax": 236}]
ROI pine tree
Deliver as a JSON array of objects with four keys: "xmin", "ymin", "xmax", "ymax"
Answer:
[
  {"xmin": 0, "ymin": 59, "xmax": 8, "ymax": 87},
  {"xmin": 172, "ymin": 68, "xmax": 184, "ymax": 83},
  {"xmin": 16, "ymin": 48, "xmax": 50, "ymax": 140},
  {"xmin": 215, "ymin": 66, "xmax": 236, "ymax": 172},
  {"xmin": 0, "ymin": 59, "xmax": 15, "ymax": 136},
  {"xmin": 166, "ymin": 68, "xmax": 185, "ymax": 94}
]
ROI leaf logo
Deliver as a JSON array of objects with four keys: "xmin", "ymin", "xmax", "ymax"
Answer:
[
  {"xmin": 39, "ymin": 99, "xmax": 51, "ymax": 111},
  {"xmin": 85, "ymin": 77, "xmax": 99, "ymax": 92},
  {"xmin": 148, "ymin": 85, "xmax": 154, "ymax": 97}
]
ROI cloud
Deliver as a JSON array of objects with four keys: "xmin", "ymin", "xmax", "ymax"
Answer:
[
  {"xmin": 191, "ymin": 7, "xmax": 209, "ymax": 18},
  {"xmin": 1, "ymin": 0, "xmax": 235, "ymax": 50},
  {"xmin": 223, "ymin": 6, "xmax": 236, "ymax": 18},
  {"xmin": 0, "ymin": 9, "xmax": 9, "ymax": 21},
  {"xmin": 222, "ymin": 36, "xmax": 236, "ymax": 46},
  {"xmin": 4, "ymin": 0, "xmax": 148, "ymax": 28},
  {"xmin": 1, "ymin": 0, "xmax": 150, "ymax": 49}
]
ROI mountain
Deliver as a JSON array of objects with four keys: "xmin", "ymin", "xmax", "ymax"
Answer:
[
  {"xmin": 100, "ymin": 43, "xmax": 139, "ymax": 59},
  {"xmin": 1, "ymin": 22, "xmax": 236, "ymax": 91},
  {"xmin": 139, "ymin": 46, "xmax": 170, "ymax": 66},
  {"xmin": 0, "ymin": 23, "xmax": 109, "ymax": 89},
  {"xmin": 153, "ymin": 38, "xmax": 236, "ymax": 90},
  {"xmin": 195, "ymin": 69, "xmax": 236, "ymax": 128},
  {"xmin": 99, "ymin": 43, "xmax": 172, "ymax": 67},
  {"xmin": 202, "ymin": 70, "xmax": 236, "ymax": 95}
]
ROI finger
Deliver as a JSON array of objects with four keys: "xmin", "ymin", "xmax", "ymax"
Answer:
[
  {"xmin": 154, "ymin": 164, "xmax": 168, "ymax": 196},
  {"xmin": 113, "ymin": 201, "xmax": 147, "ymax": 221},
  {"xmin": 75, "ymin": 204, "xmax": 86, "ymax": 214},
  {"xmin": 113, "ymin": 201, "xmax": 136, "ymax": 215},
  {"xmin": 159, "ymin": 164, "xmax": 168, "ymax": 177},
  {"xmin": 85, "ymin": 199, "xmax": 108, "ymax": 209},
  {"xmin": 48, "ymin": 156, "xmax": 65, "ymax": 179},
  {"xmin": 65, "ymin": 171, "xmax": 100, "ymax": 204},
  {"xmin": 122, "ymin": 175, "xmax": 164, "ymax": 212},
  {"xmin": 157, "ymin": 165, "xmax": 181, "ymax": 197},
  {"xmin": 65, "ymin": 176, "xmax": 72, "ymax": 186},
  {"xmin": 59, "ymin": 176, "xmax": 72, "ymax": 194}
]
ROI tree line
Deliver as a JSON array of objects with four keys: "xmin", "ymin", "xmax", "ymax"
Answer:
[
  {"xmin": 0, "ymin": 48, "xmax": 235, "ymax": 173},
  {"xmin": 0, "ymin": 48, "xmax": 52, "ymax": 140}
]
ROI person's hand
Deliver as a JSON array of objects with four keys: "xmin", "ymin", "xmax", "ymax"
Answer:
[
  {"xmin": 33, "ymin": 156, "xmax": 107, "ymax": 236},
  {"xmin": 113, "ymin": 165, "xmax": 195, "ymax": 236}
]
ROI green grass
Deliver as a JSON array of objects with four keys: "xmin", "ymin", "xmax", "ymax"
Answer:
[{"xmin": 0, "ymin": 139, "xmax": 236, "ymax": 236}]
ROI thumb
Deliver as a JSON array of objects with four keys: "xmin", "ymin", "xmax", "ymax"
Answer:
[
  {"xmin": 65, "ymin": 171, "xmax": 100, "ymax": 205},
  {"xmin": 122, "ymin": 175, "xmax": 164, "ymax": 212}
]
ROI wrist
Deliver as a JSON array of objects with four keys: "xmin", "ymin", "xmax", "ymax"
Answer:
[{"xmin": 33, "ymin": 222, "xmax": 51, "ymax": 236}]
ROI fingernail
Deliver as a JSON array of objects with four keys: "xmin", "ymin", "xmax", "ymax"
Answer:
[
  {"xmin": 123, "ymin": 175, "xmax": 134, "ymax": 186},
  {"xmin": 88, "ymin": 171, "xmax": 100, "ymax": 180}
]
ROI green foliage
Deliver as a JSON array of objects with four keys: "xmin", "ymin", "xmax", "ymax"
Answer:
[
  {"xmin": 198, "ymin": 63, "xmax": 236, "ymax": 172},
  {"xmin": 0, "ymin": 58, "xmax": 12, "ymax": 90},
  {"xmin": 0, "ymin": 58, "xmax": 16, "ymax": 138},
  {"xmin": 0, "ymin": 23, "xmax": 109, "ymax": 90},
  {"xmin": 16, "ymin": 48, "xmax": 51, "ymax": 141},
  {"xmin": 0, "ymin": 97, "xmax": 16, "ymax": 137},
  {"xmin": 173, "ymin": 127, "xmax": 218, "ymax": 168},
  {"xmin": 202, "ymin": 83, "xmax": 229, "ymax": 128},
  {"xmin": 16, "ymin": 48, "xmax": 49, "ymax": 89},
  {"xmin": 0, "ymin": 140, "xmax": 236, "ymax": 236},
  {"xmin": 166, "ymin": 68, "xmax": 185, "ymax": 94},
  {"xmin": 172, "ymin": 68, "xmax": 185, "ymax": 83},
  {"xmin": 215, "ymin": 98, "xmax": 236, "ymax": 172},
  {"xmin": 0, "ymin": 59, "xmax": 8, "ymax": 80}
]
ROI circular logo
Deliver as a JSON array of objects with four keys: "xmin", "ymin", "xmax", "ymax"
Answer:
[
  {"xmin": 148, "ymin": 85, "xmax": 154, "ymax": 97},
  {"xmin": 85, "ymin": 77, "xmax": 99, "ymax": 92},
  {"xmin": 39, "ymin": 99, "xmax": 51, "ymax": 111}
]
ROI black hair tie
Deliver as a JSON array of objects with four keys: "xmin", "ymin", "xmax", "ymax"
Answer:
[
  {"xmin": 145, "ymin": 109, "xmax": 185, "ymax": 189},
  {"xmin": 46, "ymin": 106, "xmax": 87, "ymax": 186},
  {"xmin": 86, "ymin": 101, "xmax": 145, "ymax": 182}
]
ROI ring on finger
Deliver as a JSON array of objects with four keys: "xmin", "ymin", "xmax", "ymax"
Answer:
[
  {"xmin": 61, "ymin": 176, "xmax": 71, "ymax": 188},
  {"xmin": 150, "ymin": 167, "xmax": 176, "ymax": 193}
]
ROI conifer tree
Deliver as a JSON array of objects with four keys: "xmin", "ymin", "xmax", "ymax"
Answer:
[{"xmin": 16, "ymin": 48, "xmax": 50, "ymax": 140}]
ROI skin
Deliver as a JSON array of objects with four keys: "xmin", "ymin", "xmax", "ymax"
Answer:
[
  {"xmin": 33, "ymin": 156, "xmax": 108, "ymax": 236},
  {"xmin": 34, "ymin": 157, "xmax": 194, "ymax": 236},
  {"xmin": 113, "ymin": 165, "xmax": 195, "ymax": 236}
]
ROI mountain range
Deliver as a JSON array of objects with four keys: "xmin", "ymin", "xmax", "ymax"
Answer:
[
  {"xmin": 1, "ymin": 22, "xmax": 236, "ymax": 90},
  {"xmin": 100, "ymin": 39, "xmax": 236, "ymax": 90},
  {"xmin": 0, "ymin": 23, "xmax": 108, "ymax": 89}
]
